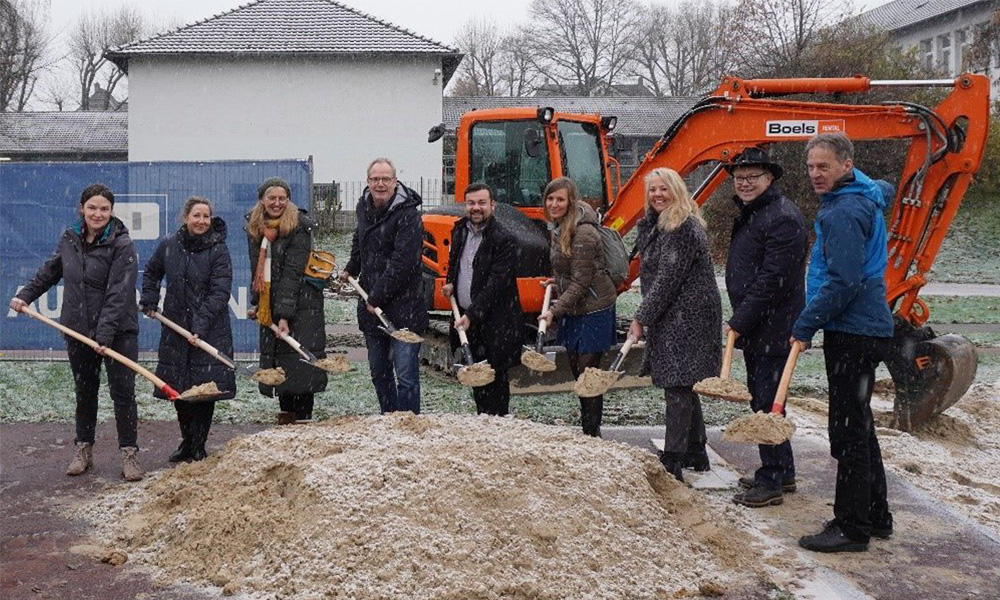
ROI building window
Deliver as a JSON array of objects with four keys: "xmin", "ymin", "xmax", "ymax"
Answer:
[
  {"xmin": 938, "ymin": 33, "xmax": 952, "ymax": 74},
  {"xmin": 920, "ymin": 39, "xmax": 933, "ymax": 70},
  {"xmin": 956, "ymin": 29, "xmax": 969, "ymax": 71}
]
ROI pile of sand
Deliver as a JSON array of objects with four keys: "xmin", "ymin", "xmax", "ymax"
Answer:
[
  {"xmin": 312, "ymin": 355, "xmax": 351, "ymax": 373},
  {"xmin": 574, "ymin": 367, "xmax": 621, "ymax": 397},
  {"xmin": 723, "ymin": 413, "xmax": 796, "ymax": 445},
  {"xmin": 694, "ymin": 377, "xmax": 751, "ymax": 401},
  {"xmin": 456, "ymin": 361, "xmax": 495, "ymax": 387},
  {"xmin": 521, "ymin": 349, "xmax": 557, "ymax": 372},
  {"xmin": 78, "ymin": 414, "xmax": 767, "ymax": 599}
]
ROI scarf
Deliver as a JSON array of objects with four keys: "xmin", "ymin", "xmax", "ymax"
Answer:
[{"xmin": 252, "ymin": 219, "xmax": 281, "ymax": 326}]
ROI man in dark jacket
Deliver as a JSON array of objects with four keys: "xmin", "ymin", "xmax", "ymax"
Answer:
[
  {"xmin": 724, "ymin": 148, "xmax": 809, "ymax": 508},
  {"xmin": 341, "ymin": 158, "xmax": 428, "ymax": 414},
  {"xmin": 441, "ymin": 183, "xmax": 523, "ymax": 416},
  {"xmin": 793, "ymin": 132, "xmax": 895, "ymax": 554}
]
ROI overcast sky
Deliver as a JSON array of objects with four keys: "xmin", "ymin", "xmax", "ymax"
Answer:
[{"xmin": 47, "ymin": 0, "xmax": 898, "ymax": 49}]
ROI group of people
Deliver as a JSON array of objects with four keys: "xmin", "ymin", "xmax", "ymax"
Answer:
[{"xmin": 10, "ymin": 133, "xmax": 894, "ymax": 554}]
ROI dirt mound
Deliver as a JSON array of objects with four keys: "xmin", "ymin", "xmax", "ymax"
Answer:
[{"xmin": 78, "ymin": 414, "xmax": 767, "ymax": 599}]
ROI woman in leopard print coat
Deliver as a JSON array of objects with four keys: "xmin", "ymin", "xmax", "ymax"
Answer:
[{"xmin": 629, "ymin": 168, "xmax": 721, "ymax": 481}]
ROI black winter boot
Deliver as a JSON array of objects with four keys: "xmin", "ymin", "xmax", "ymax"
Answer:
[
  {"xmin": 169, "ymin": 439, "xmax": 193, "ymax": 463},
  {"xmin": 682, "ymin": 449, "xmax": 711, "ymax": 471},
  {"xmin": 659, "ymin": 452, "xmax": 684, "ymax": 482},
  {"xmin": 579, "ymin": 396, "xmax": 604, "ymax": 437}
]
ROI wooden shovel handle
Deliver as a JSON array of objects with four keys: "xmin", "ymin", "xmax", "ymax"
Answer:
[
  {"xmin": 347, "ymin": 276, "xmax": 393, "ymax": 329},
  {"xmin": 721, "ymin": 329, "xmax": 737, "ymax": 379},
  {"xmin": 449, "ymin": 296, "xmax": 470, "ymax": 346},
  {"xmin": 771, "ymin": 342, "xmax": 803, "ymax": 413},
  {"xmin": 149, "ymin": 311, "xmax": 235, "ymax": 369},
  {"xmin": 538, "ymin": 283, "xmax": 554, "ymax": 335},
  {"xmin": 21, "ymin": 306, "xmax": 180, "ymax": 400}
]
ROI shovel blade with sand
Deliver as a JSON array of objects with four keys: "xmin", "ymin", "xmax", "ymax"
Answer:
[
  {"xmin": 18, "ymin": 306, "xmax": 183, "ymax": 401},
  {"xmin": 449, "ymin": 296, "xmax": 495, "ymax": 387},
  {"xmin": 694, "ymin": 330, "xmax": 752, "ymax": 403},
  {"xmin": 148, "ymin": 310, "xmax": 249, "ymax": 394},
  {"xmin": 521, "ymin": 283, "xmax": 557, "ymax": 372},
  {"xmin": 722, "ymin": 341, "xmax": 802, "ymax": 445},
  {"xmin": 347, "ymin": 276, "xmax": 423, "ymax": 344},
  {"xmin": 573, "ymin": 335, "xmax": 636, "ymax": 397},
  {"xmin": 267, "ymin": 324, "xmax": 348, "ymax": 374}
]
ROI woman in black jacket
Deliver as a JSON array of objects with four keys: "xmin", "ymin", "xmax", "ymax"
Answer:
[
  {"xmin": 9, "ymin": 183, "xmax": 142, "ymax": 481},
  {"xmin": 246, "ymin": 177, "xmax": 327, "ymax": 423},
  {"xmin": 141, "ymin": 196, "xmax": 235, "ymax": 462}
]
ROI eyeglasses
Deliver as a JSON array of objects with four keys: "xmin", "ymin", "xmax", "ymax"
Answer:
[
  {"xmin": 367, "ymin": 176, "xmax": 395, "ymax": 184},
  {"xmin": 733, "ymin": 173, "xmax": 767, "ymax": 184}
]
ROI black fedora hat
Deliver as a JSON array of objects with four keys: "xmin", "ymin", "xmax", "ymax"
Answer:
[{"xmin": 725, "ymin": 147, "xmax": 783, "ymax": 180}]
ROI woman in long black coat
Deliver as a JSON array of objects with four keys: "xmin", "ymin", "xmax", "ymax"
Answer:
[
  {"xmin": 141, "ymin": 196, "xmax": 235, "ymax": 462},
  {"xmin": 246, "ymin": 177, "xmax": 327, "ymax": 423},
  {"xmin": 629, "ymin": 168, "xmax": 721, "ymax": 481}
]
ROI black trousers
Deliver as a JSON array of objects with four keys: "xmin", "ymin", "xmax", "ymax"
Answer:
[
  {"xmin": 825, "ymin": 330, "xmax": 893, "ymax": 541},
  {"xmin": 66, "ymin": 335, "xmax": 138, "ymax": 448},
  {"xmin": 662, "ymin": 386, "xmax": 706, "ymax": 455},
  {"xmin": 472, "ymin": 368, "xmax": 510, "ymax": 416},
  {"xmin": 745, "ymin": 351, "xmax": 796, "ymax": 490},
  {"xmin": 175, "ymin": 399, "xmax": 215, "ymax": 447},
  {"xmin": 279, "ymin": 393, "xmax": 314, "ymax": 420}
]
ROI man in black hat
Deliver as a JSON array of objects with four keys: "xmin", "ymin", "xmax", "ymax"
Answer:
[{"xmin": 724, "ymin": 147, "xmax": 809, "ymax": 508}]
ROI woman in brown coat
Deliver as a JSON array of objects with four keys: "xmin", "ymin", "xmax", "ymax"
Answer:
[
  {"xmin": 539, "ymin": 177, "xmax": 617, "ymax": 436},
  {"xmin": 628, "ymin": 168, "xmax": 721, "ymax": 481}
]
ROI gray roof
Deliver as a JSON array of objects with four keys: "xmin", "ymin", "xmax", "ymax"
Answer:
[
  {"xmin": 107, "ymin": 0, "xmax": 462, "ymax": 82},
  {"xmin": 0, "ymin": 112, "xmax": 128, "ymax": 155},
  {"xmin": 855, "ymin": 0, "xmax": 994, "ymax": 32},
  {"xmin": 443, "ymin": 96, "xmax": 698, "ymax": 138}
]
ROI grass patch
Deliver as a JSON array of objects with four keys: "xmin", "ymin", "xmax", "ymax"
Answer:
[
  {"xmin": 923, "ymin": 296, "xmax": 1000, "ymax": 324},
  {"xmin": 928, "ymin": 190, "xmax": 1000, "ymax": 284}
]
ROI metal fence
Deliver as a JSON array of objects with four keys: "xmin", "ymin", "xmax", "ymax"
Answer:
[{"xmin": 313, "ymin": 178, "xmax": 451, "ymax": 213}]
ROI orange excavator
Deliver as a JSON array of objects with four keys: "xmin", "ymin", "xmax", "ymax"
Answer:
[{"xmin": 422, "ymin": 73, "xmax": 992, "ymax": 430}]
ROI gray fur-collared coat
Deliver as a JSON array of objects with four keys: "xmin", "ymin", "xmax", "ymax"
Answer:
[{"xmin": 634, "ymin": 213, "xmax": 721, "ymax": 388}]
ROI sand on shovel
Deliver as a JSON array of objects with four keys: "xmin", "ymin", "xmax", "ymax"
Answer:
[
  {"xmin": 456, "ymin": 361, "xmax": 495, "ymax": 387},
  {"xmin": 74, "ymin": 414, "xmax": 771, "ymax": 600},
  {"xmin": 251, "ymin": 367, "xmax": 286, "ymax": 386},
  {"xmin": 521, "ymin": 349, "xmax": 557, "ymax": 372},
  {"xmin": 391, "ymin": 329, "xmax": 423, "ymax": 344},
  {"xmin": 312, "ymin": 355, "xmax": 352, "ymax": 373},
  {"xmin": 723, "ymin": 412, "xmax": 796, "ymax": 445},
  {"xmin": 574, "ymin": 367, "xmax": 621, "ymax": 397},
  {"xmin": 694, "ymin": 377, "xmax": 751, "ymax": 401},
  {"xmin": 180, "ymin": 381, "xmax": 223, "ymax": 400}
]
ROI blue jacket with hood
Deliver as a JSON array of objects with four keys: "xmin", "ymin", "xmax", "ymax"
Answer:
[{"xmin": 791, "ymin": 168, "xmax": 894, "ymax": 342}]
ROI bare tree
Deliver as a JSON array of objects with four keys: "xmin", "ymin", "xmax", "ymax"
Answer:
[
  {"xmin": 451, "ymin": 18, "xmax": 504, "ymax": 96},
  {"xmin": 728, "ymin": 0, "xmax": 853, "ymax": 77},
  {"xmin": 631, "ymin": 0, "xmax": 733, "ymax": 97},
  {"xmin": 0, "ymin": 0, "xmax": 51, "ymax": 111},
  {"xmin": 69, "ymin": 5, "xmax": 145, "ymax": 110},
  {"xmin": 525, "ymin": 0, "xmax": 642, "ymax": 96},
  {"xmin": 965, "ymin": 5, "xmax": 999, "ymax": 91}
]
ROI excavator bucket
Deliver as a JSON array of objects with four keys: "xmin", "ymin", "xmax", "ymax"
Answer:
[{"xmin": 885, "ymin": 321, "xmax": 978, "ymax": 431}]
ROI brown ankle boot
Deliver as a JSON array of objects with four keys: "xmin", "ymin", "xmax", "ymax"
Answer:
[
  {"xmin": 121, "ymin": 446, "xmax": 143, "ymax": 482},
  {"xmin": 66, "ymin": 442, "xmax": 93, "ymax": 476}
]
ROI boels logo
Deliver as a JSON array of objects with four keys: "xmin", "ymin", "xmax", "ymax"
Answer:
[{"xmin": 766, "ymin": 120, "xmax": 845, "ymax": 137}]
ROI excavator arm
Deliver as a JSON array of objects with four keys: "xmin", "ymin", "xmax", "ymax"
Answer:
[{"xmin": 603, "ymin": 73, "xmax": 991, "ymax": 429}]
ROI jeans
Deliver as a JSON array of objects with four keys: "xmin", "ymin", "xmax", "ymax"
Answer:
[
  {"xmin": 745, "ymin": 351, "xmax": 796, "ymax": 490},
  {"xmin": 66, "ymin": 335, "xmax": 138, "ymax": 448},
  {"xmin": 365, "ymin": 333, "xmax": 421, "ymax": 414},
  {"xmin": 825, "ymin": 330, "xmax": 893, "ymax": 542}
]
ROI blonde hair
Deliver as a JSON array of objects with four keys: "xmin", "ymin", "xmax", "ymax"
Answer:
[
  {"xmin": 247, "ymin": 183, "xmax": 299, "ymax": 240},
  {"xmin": 543, "ymin": 177, "xmax": 582, "ymax": 257},
  {"xmin": 644, "ymin": 168, "xmax": 705, "ymax": 232}
]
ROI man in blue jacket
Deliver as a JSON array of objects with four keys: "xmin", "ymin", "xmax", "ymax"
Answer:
[
  {"xmin": 792, "ymin": 132, "xmax": 895, "ymax": 553},
  {"xmin": 341, "ymin": 158, "xmax": 428, "ymax": 414}
]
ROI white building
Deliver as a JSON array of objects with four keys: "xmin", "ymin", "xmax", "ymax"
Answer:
[
  {"xmin": 857, "ymin": 0, "xmax": 999, "ymax": 96},
  {"xmin": 106, "ymin": 0, "xmax": 462, "ymax": 187}
]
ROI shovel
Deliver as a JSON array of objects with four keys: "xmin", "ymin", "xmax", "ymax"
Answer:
[
  {"xmin": 449, "ymin": 296, "xmax": 495, "ymax": 387},
  {"xmin": 148, "ymin": 311, "xmax": 258, "ymax": 380},
  {"xmin": 694, "ymin": 330, "xmax": 752, "ymax": 402},
  {"xmin": 347, "ymin": 276, "xmax": 423, "ymax": 344},
  {"xmin": 268, "ymin": 323, "xmax": 323, "ymax": 365},
  {"xmin": 19, "ymin": 306, "xmax": 182, "ymax": 401},
  {"xmin": 573, "ymin": 335, "xmax": 637, "ymax": 397},
  {"xmin": 723, "ymin": 341, "xmax": 802, "ymax": 445},
  {"xmin": 521, "ymin": 283, "xmax": 557, "ymax": 372}
]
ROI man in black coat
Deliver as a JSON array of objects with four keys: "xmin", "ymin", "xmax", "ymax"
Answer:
[
  {"xmin": 441, "ymin": 183, "xmax": 523, "ymax": 416},
  {"xmin": 341, "ymin": 158, "xmax": 428, "ymax": 414},
  {"xmin": 724, "ymin": 148, "xmax": 809, "ymax": 508}
]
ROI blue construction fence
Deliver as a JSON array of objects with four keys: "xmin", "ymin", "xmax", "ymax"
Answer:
[{"xmin": 0, "ymin": 159, "xmax": 313, "ymax": 355}]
